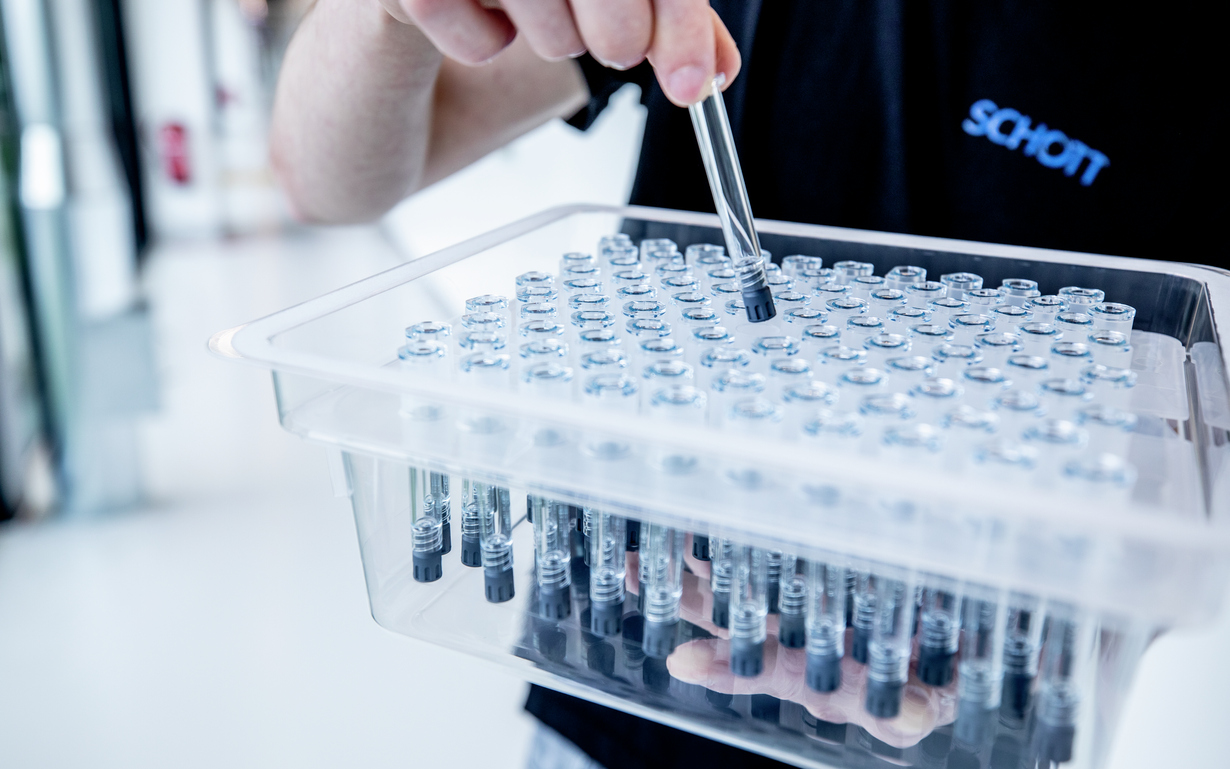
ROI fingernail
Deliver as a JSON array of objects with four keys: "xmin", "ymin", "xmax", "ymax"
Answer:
[
  {"xmin": 667, "ymin": 65, "xmax": 707, "ymax": 104},
  {"xmin": 478, "ymin": 29, "xmax": 518, "ymax": 65},
  {"xmin": 596, "ymin": 54, "xmax": 643, "ymax": 72}
]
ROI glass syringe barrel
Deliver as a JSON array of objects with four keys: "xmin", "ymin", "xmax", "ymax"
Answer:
[
  {"xmin": 587, "ymin": 508, "xmax": 627, "ymax": 637},
  {"xmin": 777, "ymin": 554, "xmax": 807, "ymax": 649},
  {"xmin": 1001, "ymin": 593, "xmax": 1046, "ymax": 723},
  {"xmin": 641, "ymin": 524, "xmax": 685, "ymax": 658},
  {"xmin": 1030, "ymin": 608, "xmax": 1093, "ymax": 767},
  {"xmin": 865, "ymin": 574, "xmax": 914, "ymax": 719},
  {"xmin": 478, "ymin": 481, "xmax": 515, "ymax": 603},
  {"xmin": 710, "ymin": 537, "xmax": 735, "ymax": 628},
  {"xmin": 532, "ymin": 496, "xmax": 571, "ymax": 619},
  {"xmin": 805, "ymin": 560, "xmax": 847, "ymax": 693},
  {"xmin": 459, "ymin": 479, "xmax": 482, "ymax": 567},
  {"xmin": 410, "ymin": 469, "xmax": 443, "ymax": 583},
  {"xmin": 688, "ymin": 76, "xmax": 776, "ymax": 324},
  {"xmin": 730, "ymin": 544, "xmax": 770, "ymax": 677},
  {"xmin": 851, "ymin": 570, "xmax": 877, "ymax": 664},
  {"xmin": 954, "ymin": 593, "xmax": 1006, "ymax": 748},
  {"xmin": 917, "ymin": 581, "xmax": 962, "ymax": 686},
  {"xmin": 429, "ymin": 471, "xmax": 451, "ymax": 554}
]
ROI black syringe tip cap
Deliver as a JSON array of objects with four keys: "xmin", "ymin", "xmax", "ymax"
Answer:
[
  {"xmin": 750, "ymin": 694, "xmax": 781, "ymax": 723},
  {"xmin": 801, "ymin": 711, "xmax": 847, "ymax": 744},
  {"xmin": 439, "ymin": 520, "xmax": 452, "ymax": 555},
  {"xmin": 711, "ymin": 594, "xmax": 730, "ymax": 629},
  {"xmin": 643, "ymin": 656, "xmax": 671, "ymax": 693},
  {"xmin": 537, "ymin": 584, "xmax": 571, "ymax": 620},
  {"xmin": 691, "ymin": 535, "xmax": 710, "ymax": 561},
  {"xmin": 412, "ymin": 549, "xmax": 443, "ymax": 583},
  {"xmin": 917, "ymin": 647, "xmax": 956, "ymax": 687},
  {"xmin": 525, "ymin": 494, "xmax": 533, "ymax": 523},
  {"xmin": 533, "ymin": 623, "xmax": 568, "ymax": 664},
  {"xmin": 865, "ymin": 679, "xmax": 905, "ymax": 719},
  {"xmin": 730, "ymin": 637, "xmax": 764, "ymax": 678},
  {"xmin": 1034, "ymin": 722, "xmax": 1076, "ymax": 765},
  {"xmin": 484, "ymin": 567, "xmax": 515, "ymax": 603},
  {"xmin": 778, "ymin": 612, "xmax": 806, "ymax": 648},
  {"xmin": 954, "ymin": 700, "xmax": 995, "ymax": 748},
  {"xmin": 586, "ymin": 640, "xmax": 615, "ymax": 676},
  {"xmin": 706, "ymin": 688, "xmax": 733, "ymax": 710},
  {"xmin": 805, "ymin": 653, "xmax": 842, "ymax": 693},
  {"xmin": 742, "ymin": 285, "xmax": 777, "ymax": 323},
  {"xmin": 461, "ymin": 534, "xmax": 482, "ymax": 568},
  {"xmin": 589, "ymin": 601, "xmax": 622, "ymax": 637},
  {"xmin": 622, "ymin": 612, "xmax": 644, "ymax": 643},
  {"xmin": 1001, "ymin": 671, "xmax": 1033, "ymax": 722},
  {"xmin": 625, "ymin": 520, "xmax": 640, "ymax": 552},
  {"xmin": 851, "ymin": 627, "xmax": 871, "ymax": 664},
  {"xmin": 767, "ymin": 579, "xmax": 781, "ymax": 615},
  {"xmin": 643, "ymin": 619, "xmax": 679, "ymax": 659}
]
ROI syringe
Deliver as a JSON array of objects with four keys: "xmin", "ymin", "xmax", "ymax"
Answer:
[
  {"xmin": 804, "ymin": 559, "xmax": 846, "ymax": 693},
  {"xmin": 532, "ymin": 495, "xmax": 571, "ymax": 620},
  {"xmin": 640, "ymin": 524, "xmax": 685, "ymax": 659},
  {"xmin": 410, "ymin": 469, "xmax": 443, "ymax": 583},
  {"xmin": 1029, "ymin": 607, "xmax": 1094, "ymax": 767},
  {"xmin": 865, "ymin": 572, "xmax": 914, "ymax": 719},
  {"xmin": 730, "ymin": 544, "xmax": 770, "ymax": 677},
  {"xmin": 587, "ymin": 508, "xmax": 627, "ymax": 637},
  {"xmin": 688, "ymin": 75, "xmax": 776, "ymax": 324},
  {"xmin": 954, "ymin": 590, "xmax": 1007, "ymax": 749},
  {"xmin": 477, "ymin": 481, "xmax": 515, "ymax": 603}
]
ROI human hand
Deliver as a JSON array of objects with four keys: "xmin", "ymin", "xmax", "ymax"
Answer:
[
  {"xmin": 376, "ymin": 0, "xmax": 742, "ymax": 105},
  {"xmin": 627, "ymin": 540, "xmax": 959, "ymax": 749}
]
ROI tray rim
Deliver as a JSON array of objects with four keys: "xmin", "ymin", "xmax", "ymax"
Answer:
[{"xmin": 208, "ymin": 204, "xmax": 1230, "ymax": 556}]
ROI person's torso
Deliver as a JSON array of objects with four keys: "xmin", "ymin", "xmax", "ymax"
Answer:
[{"xmin": 628, "ymin": 0, "xmax": 1220, "ymax": 260}]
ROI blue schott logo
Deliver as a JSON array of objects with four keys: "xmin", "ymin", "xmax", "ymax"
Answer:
[{"xmin": 962, "ymin": 99, "xmax": 1109, "ymax": 186}]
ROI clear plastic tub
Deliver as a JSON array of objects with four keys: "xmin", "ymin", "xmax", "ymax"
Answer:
[{"xmin": 211, "ymin": 205, "xmax": 1230, "ymax": 769}]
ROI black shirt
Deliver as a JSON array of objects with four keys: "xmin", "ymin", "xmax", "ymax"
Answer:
[
  {"xmin": 532, "ymin": 2, "xmax": 1222, "ymax": 767},
  {"xmin": 567, "ymin": 0, "xmax": 1221, "ymax": 260}
]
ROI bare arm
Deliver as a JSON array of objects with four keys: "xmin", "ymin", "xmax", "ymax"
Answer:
[
  {"xmin": 270, "ymin": 0, "xmax": 586, "ymax": 223},
  {"xmin": 271, "ymin": 0, "xmax": 742, "ymax": 225}
]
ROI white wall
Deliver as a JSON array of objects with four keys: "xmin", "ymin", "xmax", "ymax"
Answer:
[
  {"xmin": 382, "ymin": 86, "xmax": 646, "ymax": 259},
  {"xmin": 121, "ymin": 0, "xmax": 221, "ymax": 237}
]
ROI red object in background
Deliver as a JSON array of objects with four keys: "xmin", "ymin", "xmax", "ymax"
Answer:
[{"xmin": 158, "ymin": 122, "xmax": 192, "ymax": 185}]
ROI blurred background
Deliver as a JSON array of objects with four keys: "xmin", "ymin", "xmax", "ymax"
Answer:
[{"xmin": 0, "ymin": 2, "xmax": 1224, "ymax": 767}]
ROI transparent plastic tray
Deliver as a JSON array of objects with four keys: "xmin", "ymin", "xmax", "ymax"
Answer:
[{"xmin": 211, "ymin": 205, "xmax": 1230, "ymax": 768}]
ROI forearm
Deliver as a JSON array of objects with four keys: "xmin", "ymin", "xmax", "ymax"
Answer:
[{"xmin": 271, "ymin": 0, "xmax": 441, "ymax": 223}]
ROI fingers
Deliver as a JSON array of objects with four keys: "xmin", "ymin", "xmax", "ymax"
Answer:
[
  {"xmin": 667, "ymin": 630, "xmax": 961, "ymax": 751},
  {"xmin": 646, "ymin": 0, "xmax": 716, "ymax": 105},
  {"xmin": 625, "ymin": 552, "xmax": 640, "ymax": 594},
  {"xmin": 570, "ymin": 0, "xmax": 653, "ymax": 70},
  {"xmin": 710, "ymin": 8, "xmax": 742, "ymax": 88},
  {"xmin": 500, "ymin": 0, "xmax": 585, "ymax": 60},
  {"xmin": 401, "ymin": 0, "xmax": 517, "ymax": 65}
]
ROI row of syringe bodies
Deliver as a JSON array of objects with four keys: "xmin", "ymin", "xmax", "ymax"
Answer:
[
  {"xmin": 399, "ymin": 305, "xmax": 1140, "ymax": 494},
  {"xmin": 405, "ymin": 471, "xmax": 1088, "ymax": 765}
]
